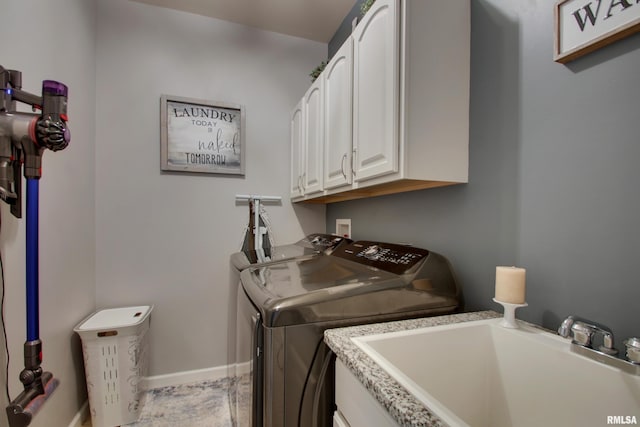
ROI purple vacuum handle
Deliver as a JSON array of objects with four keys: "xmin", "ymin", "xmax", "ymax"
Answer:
[
  {"xmin": 42, "ymin": 80, "xmax": 67, "ymax": 97},
  {"xmin": 37, "ymin": 80, "xmax": 70, "ymax": 151}
]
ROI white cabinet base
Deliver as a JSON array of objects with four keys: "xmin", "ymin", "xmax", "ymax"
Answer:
[{"xmin": 335, "ymin": 360, "xmax": 399, "ymax": 427}]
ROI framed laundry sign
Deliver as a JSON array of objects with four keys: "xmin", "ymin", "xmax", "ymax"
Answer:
[
  {"xmin": 160, "ymin": 95, "xmax": 245, "ymax": 175},
  {"xmin": 554, "ymin": 0, "xmax": 640, "ymax": 63}
]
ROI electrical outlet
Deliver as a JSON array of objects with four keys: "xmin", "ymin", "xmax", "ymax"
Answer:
[{"xmin": 336, "ymin": 219, "xmax": 351, "ymax": 239}]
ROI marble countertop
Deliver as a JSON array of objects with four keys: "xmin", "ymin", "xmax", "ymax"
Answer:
[{"xmin": 324, "ymin": 311, "xmax": 500, "ymax": 427}]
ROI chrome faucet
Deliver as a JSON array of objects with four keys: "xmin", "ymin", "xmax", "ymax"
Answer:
[
  {"xmin": 558, "ymin": 315, "xmax": 640, "ymax": 375},
  {"xmin": 557, "ymin": 316, "xmax": 617, "ymax": 355}
]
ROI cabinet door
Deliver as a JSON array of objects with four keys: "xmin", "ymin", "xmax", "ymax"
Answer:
[
  {"xmin": 290, "ymin": 100, "xmax": 304, "ymax": 198},
  {"xmin": 303, "ymin": 78, "xmax": 324, "ymax": 195},
  {"xmin": 324, "ymin": 37, "xmax": 353, "ymax": 190},
  {"xmin": 352, "ymin": 0, "xmax": 399, "ymax": 182}
]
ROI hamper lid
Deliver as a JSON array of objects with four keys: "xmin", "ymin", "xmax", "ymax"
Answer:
[{"xmin": 75, "ymin": 305, "xmax": 153, "ymax": 331}]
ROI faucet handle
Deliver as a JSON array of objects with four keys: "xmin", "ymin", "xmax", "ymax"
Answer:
[
  {"xmin": 570, "ymin": 322, "xmax": 593, "ymax": 347},
  {"xmin": 598, "ymin": 330, "xmax": 618, "ymax": 355},
  {"xmin": 624, "ymin": 338, "xmax": 640, "ymax": 364}
]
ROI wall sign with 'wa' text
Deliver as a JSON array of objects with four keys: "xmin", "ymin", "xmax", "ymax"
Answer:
[
  {"xmin": 555, "ymin": 0, "xmax": 640, "ymax": 63},
  {"xmin": 160, "ymin": 95, "xmax": 245, "ymax": 175}
]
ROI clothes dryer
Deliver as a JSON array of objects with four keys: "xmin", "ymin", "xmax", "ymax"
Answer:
[
  {"xmin": 229, "ymin": 233, "xmax": 349, "ymax": 425},
  {"xmin": 237, "ymin": 240, "xmax": 461, "ymax": 427}
]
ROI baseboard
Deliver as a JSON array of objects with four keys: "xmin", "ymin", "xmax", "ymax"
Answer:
[
  {"xmin": 67, "ymin": 401, "xmax": 89, "ymax": 427},
  {"xmin": 140, "ymin": 364, "xmax": 232, "ymax": 390}
]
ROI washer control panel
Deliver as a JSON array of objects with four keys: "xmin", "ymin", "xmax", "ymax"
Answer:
[{"xmin": 331, "ymin": 241, "xmax": 429, "ymax": 274}]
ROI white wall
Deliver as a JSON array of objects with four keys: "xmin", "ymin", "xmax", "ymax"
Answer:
[
  {"xmin": 0, "ymin": 1, "xmax": 97, "ymax": 426},
  {"xmin": 95, "ymin": 0, "xmax": 326, "ymax": 375}
]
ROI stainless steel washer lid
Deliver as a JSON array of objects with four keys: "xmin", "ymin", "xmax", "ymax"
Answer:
[
  {"xmin": 230, "ymin": 233, "xmax": 350, "ymax": 271},
  {"xmin": 240, "ymin": 241, "xmax": 460, "ymax": 327}
]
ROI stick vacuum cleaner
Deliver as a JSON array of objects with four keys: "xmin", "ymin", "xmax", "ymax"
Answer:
[{"xmin": 0, "ymin": 65, "xmax": 71, "ymax": 427}]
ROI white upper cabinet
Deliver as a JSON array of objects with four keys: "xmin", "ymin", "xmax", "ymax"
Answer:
[
  {"xmin": 302, "ymin": 77, "xmax": 324, "ymax": 195},
  {"xmin": 352, "ymin": 0, "xmax": 399, "ymax": 182},
  {"xmin": 292, "ymin": 0, "xmax": 470, "ymax": 203},
  {"xmin": 323, "ymin": 37, "xmax": 353, "ymax": 190},
  {"xmin": 291, "ymin": 77, "xmax": 324, "ymax": 199},
  {"xmin": 290, "ymin": 99, "xmax": 304, "ymax": 198}
]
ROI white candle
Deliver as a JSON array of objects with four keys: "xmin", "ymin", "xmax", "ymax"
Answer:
[{"xmin": 495, "ymin": 266, "xmax": 526, "ymax": 304}]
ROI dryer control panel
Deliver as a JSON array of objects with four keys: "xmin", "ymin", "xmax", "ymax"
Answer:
[
  {"xmin": 299, "ymin": 233, "xmax": 352, "ymax": 254},
  {"xmin": 331, "ymin": 241, "xmax": 429, "ymax": 275}
]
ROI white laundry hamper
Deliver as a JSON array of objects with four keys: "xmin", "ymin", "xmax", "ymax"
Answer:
[{"xmin": 74, "ymin": 305, "xmax": 153, "ymax": 427}]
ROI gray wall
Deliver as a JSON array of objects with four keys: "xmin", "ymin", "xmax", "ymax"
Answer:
[
  {"xmin": 1, "ymin": 2, "xmax": 327, "ymax": 424},
  {"xmin": 95, "ymin": 0, "xmax": 326, "ymax": 376},
  {"xmin": 327, "ymin": 0, "xmax": 640, "ymax": 348}
]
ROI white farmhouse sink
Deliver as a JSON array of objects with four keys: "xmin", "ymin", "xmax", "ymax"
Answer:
[{"xmin": 352, "ymin": 318, "xmax": 640, "ymax": 427}]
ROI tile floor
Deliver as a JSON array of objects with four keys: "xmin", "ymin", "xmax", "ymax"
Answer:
[{"xmin": 82, "ymin": 375, "xmax": 247, "ymax": 426}]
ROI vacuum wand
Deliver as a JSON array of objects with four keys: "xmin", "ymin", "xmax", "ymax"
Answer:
[{"xmin": 1, "ymin": 65, "xmax": 70, "ymax": 427}]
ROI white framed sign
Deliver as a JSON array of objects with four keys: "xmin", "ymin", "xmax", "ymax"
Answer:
[
  {"xmin": 555, "ymin": 0, "xmax": 640, "ymax": 63},
  {"xmin": 160, "ymin": 94, "xmax": 245, "ymax": 175}
]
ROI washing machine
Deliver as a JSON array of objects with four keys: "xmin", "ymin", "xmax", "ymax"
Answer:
[
  {"xmin": 229, "ymin": 233, "xmax": 350, "ymax": 426},
  {"xmin": 236, "ymin": 240, "xmax": 462, "ymax": 427}
]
